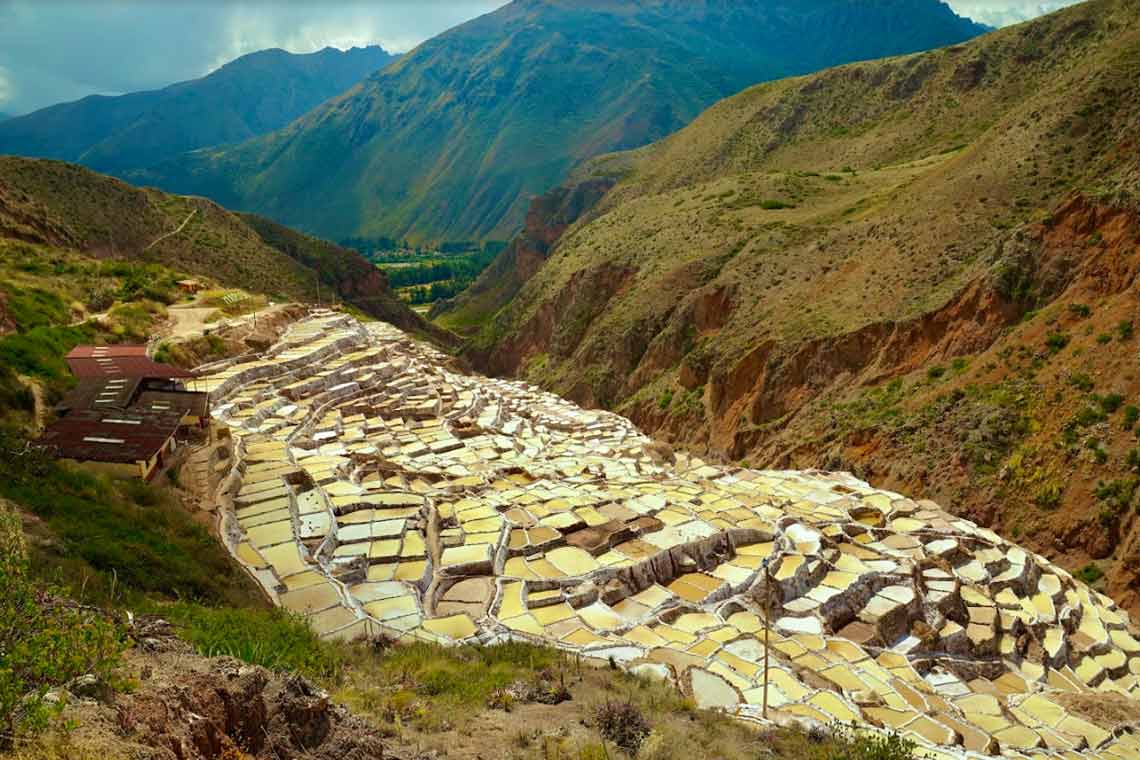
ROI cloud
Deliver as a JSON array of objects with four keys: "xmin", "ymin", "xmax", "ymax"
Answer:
[{"xmin": 944, "ymin": 0, "xmax": 1086, "ymax": 27}]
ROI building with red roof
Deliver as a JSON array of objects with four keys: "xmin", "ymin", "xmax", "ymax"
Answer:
[{"xmin": 65, "ymin": 345, "xmax": 196, "ymax": 380}]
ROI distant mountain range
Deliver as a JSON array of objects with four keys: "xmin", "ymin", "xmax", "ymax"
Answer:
[
  {"xmin": 0, "ymin": 46, "xmax": 395, "ymax": 176},
  {"xmin": 130, "ymin": 0, "xmax": 988, "ymax": 244}
]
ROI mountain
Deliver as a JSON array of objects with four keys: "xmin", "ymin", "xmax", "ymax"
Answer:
[
  {"xmin": 0, "ymin": 46, "xmax": 395, "ymax": 176},
  {"xmin": 0, "ymin": 155, "xmax": 448, "ymax": 344},
  {"xmin": 135, "ymin": 0, "xmax": 987, "ymax": 244},
  {"xmin": 460, "ymin": 0, "xmax": 1140, "ymax": 606}
]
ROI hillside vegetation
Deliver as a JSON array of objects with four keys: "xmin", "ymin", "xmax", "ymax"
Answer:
[
  {"xmin": 0, "ymin": 156, "xmax": 449, "ymax": 344},
  {"xmin": 0, "ymin": 46, "xmax": 394, "ymax": 176},
  {"xmin": 469, "ymin": 0, "xmax": 1140, "ymax": 608},
  {"xmin": 133, "ymin": 0, "xmax": 985, "ymax": 244}
]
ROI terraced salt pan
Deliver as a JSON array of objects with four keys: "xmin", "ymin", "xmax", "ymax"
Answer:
[{"xmin": 199, "ymin": 311, "xmax": 1140, "ymax": 759}]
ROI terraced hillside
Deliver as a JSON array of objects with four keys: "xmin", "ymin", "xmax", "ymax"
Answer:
[
  {"xmin": 192, "ymin": 310, "xmax": 1140, "ymax": 758},
  {"xmin": 463, "ymin": 0, "xmax": 1140, "ymax": 606},
  {"xmin": 0, "ymin": 156, "xmax": 449, "ymax": 344},
  {"xmin": 134, "ymin": 0, "xmax": 986, "ymax": 244}
]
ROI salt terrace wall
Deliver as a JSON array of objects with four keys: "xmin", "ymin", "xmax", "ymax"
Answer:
[{"xmin": 196, "ymin": 310, "xmax": 1140, "ymax": 760}]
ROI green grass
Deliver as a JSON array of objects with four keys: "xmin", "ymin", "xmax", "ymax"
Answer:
[
  {"xmin": 157, "ymin": 603, "xmax": 341, "ymax": 679},
  {"xmin": 1, "ymin": 288, "xmax": 71, "ymax": 331},
  {"xmin": 0, "ymin": 324, "xmax": 93, "ymax": 382},
  {"xmin": 0, "ymin": 429, "xmax": 261, "ymax": 607}
]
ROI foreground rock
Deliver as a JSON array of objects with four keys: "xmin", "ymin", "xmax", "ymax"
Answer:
[
  {"xmin": 192, "ymin": 311, "xmax": 1140, "ymax": 759},
  {"xmin": 60, "ymin": 621, "xmax": 389, "ymax": 760}
]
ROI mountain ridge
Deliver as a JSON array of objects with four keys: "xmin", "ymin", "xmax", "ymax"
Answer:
[
  {"xmin": 131, "ymin": 0, "xmax": 988, "ymax": 244},
  {"xmin": 0, "ymin": 45, "xmax": 395, "ymax": 177}
]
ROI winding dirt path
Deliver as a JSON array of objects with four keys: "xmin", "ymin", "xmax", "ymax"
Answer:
[{"xmin": 144, "ymin": 209, "xmax": 197, "ymax": 251}]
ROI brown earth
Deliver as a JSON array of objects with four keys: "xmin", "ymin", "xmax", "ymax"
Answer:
[{"xmin": 36, "ymin": 620, "xmax": 392, "ymax": 760}]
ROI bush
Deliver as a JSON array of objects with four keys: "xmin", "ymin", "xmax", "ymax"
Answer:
[
  {"xmin": 1068, "ymin": 373, "xmax": 1094, "ymax": 392},
  {"xmin": 1068, "ymin": 304, "xmax": 1092, "ymax": 319},
  {"xmin": 1045, "ymin": 331, "xmax": 1069, "ymax": 354},
  {"xmin": 1117, "ymin": 320, "xmax": 1134, "ymax": 341},
  {"xmin": 926, "ymin": 365, "xmax": 946, "ymax": 380},
  {"xmin": 1095, "ymin": 478, "xmax": 1139, "ymax": 529},
  {"xmin": 0, "ymin": 506, "xmax": 125, "ymax": 747},
  {"xmin": 827, "ymin": 723, "xmax": 917, "ymax": 760},
  {"xmin": 1124, "ymin": 406, "xmax": 1140, "ymax": 431},
  {"xmin": 1075, "ymin": 563, "xmax": 1104, "ymax": 585},
  {"xmin": 1097, "ymin": 393, "xmax": 1125, "ymax": 414},
  {"xmin": 595, "ymin": 700, "xmax": 652, "ymax": 756}
]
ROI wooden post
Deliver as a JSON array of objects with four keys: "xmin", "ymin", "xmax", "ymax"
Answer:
[{"xmin": 763, "ymin": 557, "xmax": 771, "ymax": 719}]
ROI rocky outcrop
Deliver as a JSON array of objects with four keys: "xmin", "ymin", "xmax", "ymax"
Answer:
[{"xmin": 58, "ymin": 618, "xmax": 391, "ymax": 760}]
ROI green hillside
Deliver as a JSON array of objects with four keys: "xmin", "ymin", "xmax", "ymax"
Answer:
[
  {"xmin": 134, "ymin": 0, "xmax": 986, "ymax": 244},
  {"xmin": 0, "ymin": 156, "xmax": 447, "ymax": 345},
  {"xmin": 0, "ymin": 46, "xmax": 394, "ymax": 176}
]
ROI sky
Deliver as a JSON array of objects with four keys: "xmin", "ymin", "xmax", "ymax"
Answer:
[{"xmin": 0, "ymin": 0, "xmax": 1085, "ymax": 117}]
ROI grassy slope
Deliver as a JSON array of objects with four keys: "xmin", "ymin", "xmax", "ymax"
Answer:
[
  {"xmin": 0, "ymin": 155, "xmax": 447, "ymax": 337},
  {"xmin": 135, "ymin": 0, "xmax": 986, "ymax": 244},
  {"xmin": 482, "ymin": 0, "xmax": 1139, "ymax": 388},
  {"xmin": 0, "ymin": 46, "xmax": 394, "ymax": 175},
  {"xmin": 473, "ymin": 0, "xmax": 1140, "ymax": 604}
]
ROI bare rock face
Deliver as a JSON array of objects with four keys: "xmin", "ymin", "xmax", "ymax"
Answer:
[{"xmin": 117, "ymin": 656, "xmax": 387, "ymax": 760}]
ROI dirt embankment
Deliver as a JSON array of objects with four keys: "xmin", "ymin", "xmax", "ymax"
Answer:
[
  {"xmin": 48, "ymin": 619, "xmax": 392, "ymax": 760},
  {"xmin": 628, "ymin": 193, "xmax": 1140, "ymax": 611}
]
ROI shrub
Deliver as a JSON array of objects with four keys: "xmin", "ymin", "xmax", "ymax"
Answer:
[
  {"xmin": 1097, "ymin": 333, "xmax": 1113, "ymax": 345},
  {"xmin": 1094, "ymin": 478, "xmax": 1139, "ymax": 529},
  {"xmin": 658, "ymin": 389, "xmax": 674, "ymax": 410},
  {"xmin": 1067, "ymin": 373, "xmax": 1094, "ymax": 392},
  {"xmin": 1075, "ymin": 563, "xmax": 1104, "ymax": 585},
  {"xmin": 1034, "ymin": 482, "xmax": 1063, "ymax": 509},
  {"xmin": 594, "ymin": 700, "xmax": 652, "ymax": 756},
  {"xmin": 1117, "ymin": 320, "xmax": 1134, "ymax": 341},
  {"xmin": 760, "ymin": 199, "xmax": 794, "ymax": 210},
  {"xmin": 926, "ymin": 365, "xmax": 946, "ymax": 380},
  {"xmin": 1068, "ymin": 304, "xmax": 1092, "ymax": 319},
  {"xmin": 0, "ymin": 506, "xmax": 125, "ymax": 747},
  {"xmin": 827, "ymin": 723, "xmax": 917, "ymax": 760},
  {"xmin": 1124, "ymin": 406, "xmax": 1140, "ymax": 431},
  {"xmin": 1045, "ymin": 331, "xmax": 1069, "ymax": 354},
  {"xmin": 1097, "ymin": 393, "xmax": 1125, "ymax": 414}
]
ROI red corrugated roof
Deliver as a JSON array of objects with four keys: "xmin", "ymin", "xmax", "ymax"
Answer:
[
  {"xmin": 66, "ymin": 345, "xmax": 149, "ymax": 359},
  {"xmin": 37, "ymin": 410, "xmax": 181, "ymax": 463},
  {"xmin": 66, "ymin": 356, "xmax": 196, "ymax": 379}
]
